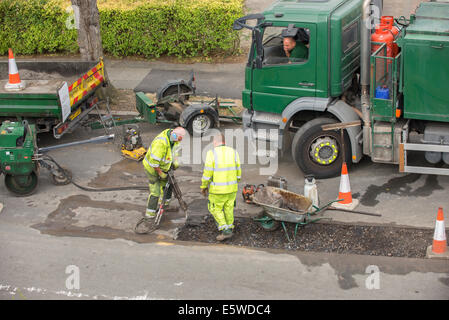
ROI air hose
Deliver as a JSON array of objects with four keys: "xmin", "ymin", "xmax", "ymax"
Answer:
[
  {"xmin": 42, "ymin": 154, "xmax": 148, "ymax": 192},
  {"xmin": 42, "ymin": 155, "xmax": 162, "ymax": 235}
]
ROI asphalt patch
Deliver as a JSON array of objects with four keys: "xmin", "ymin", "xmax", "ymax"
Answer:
[{"xmin": 177, "ymin": 216, "xmax": 437, "ymax": 259}]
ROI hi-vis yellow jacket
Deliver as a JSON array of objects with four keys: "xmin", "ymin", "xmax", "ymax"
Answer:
[
  {"xmin": 201, "ymin": 145, "xmax": 241, "ymax": 194},
  {"xmin": 143, "ymin": 129, "xmax": 180, "ymax": 174}
]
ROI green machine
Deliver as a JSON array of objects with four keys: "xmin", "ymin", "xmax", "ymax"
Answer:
[
  {"xmin": 0, "ymin": 120, "xmax": 38, "ymax": 195},
  {"xmin": 0, "ymin": 120, "xmax": 114, "ymax": 196},
  {"xmin": 234, "ymin": 0, "xmax": 449, "ymax": 178}
]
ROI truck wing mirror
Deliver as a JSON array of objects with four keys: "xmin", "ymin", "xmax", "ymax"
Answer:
[{"xmin": 233, "ymin": 14, "xmax": 265, "ymax": 30}]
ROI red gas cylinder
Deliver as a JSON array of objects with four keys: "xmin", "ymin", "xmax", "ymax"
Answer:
[
  {"xmin": 380, "ymin": 16, "xmax": 399, "ymax": 56},
  {"xmin": 371, "ymin": 25, "xmax": 394, "ymax": 57}
]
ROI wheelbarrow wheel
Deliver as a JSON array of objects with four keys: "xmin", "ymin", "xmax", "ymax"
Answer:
[{"xmin": 260, "ymin": 217, "xmax": 280, "ymax": 232}]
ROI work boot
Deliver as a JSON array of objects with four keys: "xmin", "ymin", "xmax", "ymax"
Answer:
[
  {"xmin": 145, "ymin": 209, "xmax": 156, "ymax": 219},
  {"xmin": 216, "ymin": 229, "xmax": 233, "ymax": 241}
]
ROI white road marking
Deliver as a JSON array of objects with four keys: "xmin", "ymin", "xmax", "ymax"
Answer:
[{"xmin": 0, "ymin": 283, "xmax": 164, "ymax": 300}]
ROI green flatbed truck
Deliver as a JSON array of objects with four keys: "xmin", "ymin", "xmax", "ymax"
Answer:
[
  {"xmin": 0, "ymin": 59, "xmax": 106, "ymax": 139},
  {"xmin": 234, "ymin": 0, "xmax": 449, "ymax": 178}
]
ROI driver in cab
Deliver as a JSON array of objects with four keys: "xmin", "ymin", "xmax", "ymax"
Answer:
[{"xmin": 282, "ymin": 26, "xmax": 309, "ymax": 63}]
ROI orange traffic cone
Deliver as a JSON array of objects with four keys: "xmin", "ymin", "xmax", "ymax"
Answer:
[
  {"xmin": 4, "ymin": 48, "xmax": 25, "ymax": 91},
  {"xmin": 427, "ymin": 208, "xmax": 448, "ymax": 259},
  {"xmin": 332, "ymin": 162, "xmax": 359, "ymax": 210}
]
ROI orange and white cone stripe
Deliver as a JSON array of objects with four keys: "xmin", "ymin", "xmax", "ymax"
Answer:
[
  {"xmin": 337, "ymin": 162, "xmax": 353, "ymax": 204},
  {"xmin": 432, "ymin": 207, "xmax": 447, "ymax": 254},
  {"xmin": 4, "ymin": 48, "xmax": 25, "ymax": 90}
]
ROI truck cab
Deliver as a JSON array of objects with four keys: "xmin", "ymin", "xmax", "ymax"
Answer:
[
  {"xmin": 235, "ymin": 0, "xmax": 449, "ymax": 178},
  {"xmin": 235, "ymin": 0, "xmax": 367, "ymax": 178}
]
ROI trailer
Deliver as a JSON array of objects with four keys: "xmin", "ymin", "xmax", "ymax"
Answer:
[
  {"xmin": 233, "ymin": 0, "xmax": 449, "ymax": 178},
  {"xmin": 89, "ymin": 75, "xmax": 242, "ymax": 136},
  {"xmin": 0, "ymin": 59, "xmax": 107, "ymax": 139}
]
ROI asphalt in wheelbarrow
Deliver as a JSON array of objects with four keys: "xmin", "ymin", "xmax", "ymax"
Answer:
[{"xmin": 177, "ymin": 216, "xmax": 435, "ymax": 259}]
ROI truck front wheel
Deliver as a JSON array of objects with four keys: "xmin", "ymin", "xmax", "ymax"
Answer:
[{"xmin": 291, "ymin": 118, "xmax": 351, "ymax": 179}]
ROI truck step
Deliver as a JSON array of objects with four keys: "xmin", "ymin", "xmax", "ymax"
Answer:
[
  {"xmin": 373, "ymin": 144, "xmax": 392, "ymax": 148},
  {"xmin": 371, "ymin": 120, "xmax": 406, "ymax": 164},
  {"xmin": 251, "ymin": 111, "xmax": 283, "ymax": 125}
]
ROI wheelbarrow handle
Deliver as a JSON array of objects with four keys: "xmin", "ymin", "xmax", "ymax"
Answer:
[{"xmin": 310, "ymin": 199, "xmax": 341, "ymax": 215}]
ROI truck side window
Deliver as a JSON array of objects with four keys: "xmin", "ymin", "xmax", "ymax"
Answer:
[
  {"xmin": 262, "ymin": 26, "xmax": 310, "ymax": 66},
  {"xmin": 342, "ymin": 21, "xmax": 359, "ymax": 53}
]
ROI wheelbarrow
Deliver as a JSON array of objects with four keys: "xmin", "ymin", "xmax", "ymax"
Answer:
[{"xmin": 252, "ymin": 186, "xmax": 339, "ymax": 242}]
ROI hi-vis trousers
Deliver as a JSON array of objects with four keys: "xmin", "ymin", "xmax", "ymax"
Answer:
[{"xmin": 208, "ymin": 192, "xmax": 237, "ymax": 231}]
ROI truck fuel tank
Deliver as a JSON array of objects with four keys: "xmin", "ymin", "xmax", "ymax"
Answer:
[{"xmin": 424, "ymin": 123, "xmax": 449, "ymax": 165}]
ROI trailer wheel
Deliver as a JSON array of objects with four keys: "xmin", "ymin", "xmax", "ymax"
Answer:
[
  {"xmin": 4, "ymin": 172, "xmax": 39, "ymax": 196},
  {"xmin": 186, "ymin": 113, "xmax": 215, "ymax": 136},
  {"xmin": 291, "ymin": 118, "xmax": 351, "ymax": 179}
]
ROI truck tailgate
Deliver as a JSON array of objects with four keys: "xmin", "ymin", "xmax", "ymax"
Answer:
[{"xmin": 68, "ymin": 59, "xmax": 105, "ymax": 109}]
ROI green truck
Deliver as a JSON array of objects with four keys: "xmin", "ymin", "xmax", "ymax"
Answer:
[
  {"xmin": 0, "ymin": 59, "xmax": 106, "ymax": 139},
  {"xmin": 234, "ymin": 0, "xmax": 449, "ymax": 178}
]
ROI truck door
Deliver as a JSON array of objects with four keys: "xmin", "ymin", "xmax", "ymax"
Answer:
[{"xmin": 251, "ymin": 23, "xmax": 317, "ymax": 114}]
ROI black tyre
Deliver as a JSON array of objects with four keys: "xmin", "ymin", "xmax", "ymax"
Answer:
[
  {"xmin": 4, "ymin": 172, "xmax": 39, "ymax": 196},
  {"xmin": 186, "ymin": 113, "xmax": 215, "ymax": 136},
  {"xmin": 161, "ymin": 85, "xmax": 190, "ymax": 101},
  {"xmin": 291, "ymin": 118, "xmax": 351, "ymax": 179}
]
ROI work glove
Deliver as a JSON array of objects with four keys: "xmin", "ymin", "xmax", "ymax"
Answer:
[
  {"xmin": 158, "ymin": 171, "xmax": 168, "ymax": 180},
  {"xmin": 201, "ymin": 188, "xmax": 208, "ymax": 197},
  {"xmin": 173, "ymin": 160, "xmax": 179, "ymax": 171}
]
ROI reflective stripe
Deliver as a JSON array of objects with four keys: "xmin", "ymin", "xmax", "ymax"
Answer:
[
  {"xmin": 155, "ymin": 136, "xmax": 168, "ymax": 143},
  {"xmin": 202, "ymin": 176, "xmax": 211, "ymax": 181},
  {"xmin": 150, "ymin": 153, "xmax": 162, "ymax": 161},
  {"xmin": 213, "ymin": 149, "xmax": 219, "ymax": 169},
  {"xmin": 218, "ymin": 225, "xmax": 227, "ymax": 231},
  {"xmin": 210, "ymin": 181, "xmax": 238, "ymax": 186},
  {"xmin": 204, "ymin": 166, "xmax": 214, "ymax": 171},
  {"xmin": 213, "ymin": 166, "xmax": 238, "ymax": 172},
  {"xmin": 144, "ymin": 157, "xmax": 159, "ymax": 168},
  {"xmin": 146, "ymin": 208, "xmax": 156, "ymax": 213},
  {"xmin": 149, "ymin": 137, "xmax": 172, "ymax": 164},
  {"xmin": 236, "ymin": 176, "xmax": 241, "ymax": 179},
  {"xmin": 9, "ymin": 58, "xmax": 18, "ymax": 74},
  {"xmin": 213, "ymin": 148, "xmax": 237, "ymax": 171}
]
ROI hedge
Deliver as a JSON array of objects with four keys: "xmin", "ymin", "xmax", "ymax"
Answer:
[{"xmin": 0, "ymin": 0, "xmax": 244, "ymax": 58}]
